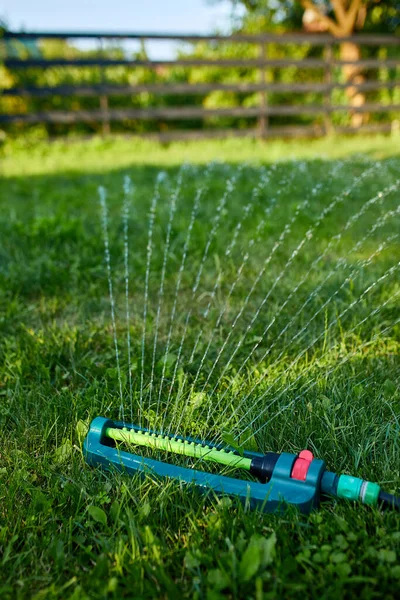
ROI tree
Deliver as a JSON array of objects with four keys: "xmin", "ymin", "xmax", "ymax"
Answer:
[
  {"xmin": 300, "ymin": 1, "xmax": 373, "ymax": 125},
  {"xmin": 224, "ymin": 1, "xmax": 399, "ymax": 34},
  {"xmin": 220, "ymin": 1, "xmax": 399, "ymax": 125}
]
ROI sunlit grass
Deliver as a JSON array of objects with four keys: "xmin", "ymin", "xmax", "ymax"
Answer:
[{"xmin": 0, "ymin": 136, "xmax": 399, "ymax": 599}]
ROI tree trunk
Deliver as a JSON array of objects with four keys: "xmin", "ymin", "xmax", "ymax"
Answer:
[{"xmin": 340, "ymin": 41, "xmax": 366, "ymax": 128}]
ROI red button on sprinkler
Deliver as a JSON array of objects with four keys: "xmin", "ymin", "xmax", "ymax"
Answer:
[{"xmin": 291, "ymin": 450, "xmax": 314, "ymax": 481}]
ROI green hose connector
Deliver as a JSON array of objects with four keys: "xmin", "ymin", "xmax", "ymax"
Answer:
[
  {"xmin": 362, "ymin": 481, "xmax": 381, "ymax": 506},
  {"xmin": 106, "ymin": 427, "xmax": 253, "ymax": 470},
  {"xmin": 337, "ymin": 475, "xmax": 380, "ymax": 506}
]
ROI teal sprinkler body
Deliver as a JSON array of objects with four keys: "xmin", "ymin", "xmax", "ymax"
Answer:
[{"xmin": 84, "ymin": 417, "xmax": 400, "ymax": 514}]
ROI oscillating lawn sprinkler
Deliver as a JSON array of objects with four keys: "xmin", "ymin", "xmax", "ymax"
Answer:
[{"xmin": 84, "ymin": 417, "xmax": 400, "ymax": 514}]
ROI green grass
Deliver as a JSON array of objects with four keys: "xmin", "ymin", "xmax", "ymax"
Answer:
[{"xmin": 1, "ymin": 135, "xmax": 400, "ymax": 600}]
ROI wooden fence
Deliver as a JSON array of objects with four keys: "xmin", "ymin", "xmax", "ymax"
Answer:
[{"xmin": 1, "ymin": 30, "xmax": 399, "ymax": 140}]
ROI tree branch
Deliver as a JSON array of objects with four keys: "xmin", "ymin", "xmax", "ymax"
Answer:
[
  {"xmin": 344, "ymin": 0, "xmax": 363, "ymax": 33},
  {"xmin": 301, "ymin": 0, "xmax": 342, "ymax": 36},
  {"xmin": 331, "ymin": 0, "xmax": 347, "ymax": 26}
]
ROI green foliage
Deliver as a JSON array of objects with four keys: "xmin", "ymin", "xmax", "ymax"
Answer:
[
  {"xmin": 222, "ymin": 430, "xmax": 245, "ymax": 455},
  {"xmin": 230, "ymin": 0, "xmax": 304, "ymax": 29},
  {"xmin": 87, "ymin": 505, "xmax": 108, "ymax": 526},
  {"xmin": 227, "ymin": 0, "xmax": 400, "ymax": 33},
  {"xmin": 239, "ymin": 532, "xmax": 276, "ymax": 580}
]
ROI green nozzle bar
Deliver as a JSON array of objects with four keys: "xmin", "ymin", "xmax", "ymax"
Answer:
[{"xmin": 105, "ymin": 427, "xmax": 252, "ymax": 470}]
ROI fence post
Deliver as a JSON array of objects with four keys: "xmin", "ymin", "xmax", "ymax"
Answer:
[
  {"xmin": 258, "ymin": 41, "xmax": 268, "ymax": 139},
  {"xmin": 99, "ymin": 38, "xmax": 110, "ymax": 135},
  {"xmin": 323, "ymin": 42, "xmax": 334, "ymax": 135},
  {"xmin": 100, "ymin": 94, "xmax": 111, "ymax": 135}
]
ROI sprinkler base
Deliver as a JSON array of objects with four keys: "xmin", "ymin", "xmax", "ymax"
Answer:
[{"xmin": 83, "ymin": 416, "xmax": 326, "ymax": 514}]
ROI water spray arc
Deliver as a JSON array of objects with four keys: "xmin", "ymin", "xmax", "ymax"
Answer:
[{"xmin": 89, "ymin": 161, "xmax": 400, "ymax": 515}]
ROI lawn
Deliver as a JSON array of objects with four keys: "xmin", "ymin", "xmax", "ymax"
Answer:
[{"xmin": 0, "ymin": 134, "xmax": 400, "ymax": 599}]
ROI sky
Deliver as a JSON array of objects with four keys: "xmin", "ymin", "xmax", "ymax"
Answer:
[
  {"xmin": 1, "ymin": 0, "xmax": 237, "ymax": 33},
  {"xmin": 1, "ymin": 0, "xmax": 242, "ymax": 58}
]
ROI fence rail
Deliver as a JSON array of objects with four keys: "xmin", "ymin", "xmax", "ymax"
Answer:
[
  {"xmin": 1, "ymin": 30, "xmax": 399, "ymax": 139},
  {"xmin": 4, "ymin": 31, "xmax": 399, "ymax": 44},
  {"xmin": 5, "ymin": 58, "xmax": 400, "ymax": 69},
  {"xmin": 1, "ymin": 103, "xmax": 398, "ymax": 125},
  {"xmin": 3, "ymin": 80, "xmax": 397, "ymax": 98}
]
